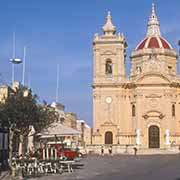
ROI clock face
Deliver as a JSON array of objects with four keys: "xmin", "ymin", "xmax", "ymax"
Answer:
[{"xmin": 106, "ymin": 97, "xmax": 112, "ymax": 104}]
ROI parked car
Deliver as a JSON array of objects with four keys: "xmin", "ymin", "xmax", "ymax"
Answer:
[
  {"xmin": 57, "ymin": 148, "xmax": 77, "ymax": 160},
  {"xmin": 49, "ymin": 144, "xmax": 81, "ymax": 160}
]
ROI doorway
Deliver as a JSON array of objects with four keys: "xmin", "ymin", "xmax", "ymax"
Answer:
[
  {"xmin": 148, "ymin": 125, "xmax": 160, "ymax": 148},
  {"xmin": 105, "ymin": 131, "xmax": 113, "ymax": 144}
]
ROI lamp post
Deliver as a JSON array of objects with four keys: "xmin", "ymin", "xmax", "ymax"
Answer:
[{"xmin": 10, "ymin": 33, "xmax": 22, "ymax": 84}]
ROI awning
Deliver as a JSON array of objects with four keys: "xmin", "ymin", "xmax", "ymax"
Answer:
[{"xmin": 39, "ymin": 122, "xmax": 81, "ymax": 139}]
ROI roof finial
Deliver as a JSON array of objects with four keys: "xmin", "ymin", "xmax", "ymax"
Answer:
[
  {"xmin": 152, "ymin": 3, "xmax": 155, "ymax": 16},
  {"xmin": 102, "ymin": 11, "xmax": 116, "ymax": 36},
  {"xmin": 108, "ymin": 11, "xmax": 111, "ymax": 16},
  {"xmin": 147, "ymin": 3, "xmax": 161, "ymax": 37}
]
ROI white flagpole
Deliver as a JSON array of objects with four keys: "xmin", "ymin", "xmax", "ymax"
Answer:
[
  {"xmin": 12, "ymin": 32, "xmax": 16, "ymax": 83},
  {"xmin": 22, "ymin": 46, "xmax": 26, "ymax": 86},
  {"xmin": 55, "ymin": 64, "xmax": 60, "ymax": 102}
]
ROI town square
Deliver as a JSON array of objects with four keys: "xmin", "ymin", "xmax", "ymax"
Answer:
[{"xmin": 0, "ymin": 0, "xmax": 180, "ymax": 180}]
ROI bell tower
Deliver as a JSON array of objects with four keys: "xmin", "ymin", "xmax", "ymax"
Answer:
[
  {"xmin": 93, "ymin": 11, "xmax": 127, "ymax": 85},
  {"xmin": 92, "ymin": 12, "xmax": 127, "ymax": 144}
]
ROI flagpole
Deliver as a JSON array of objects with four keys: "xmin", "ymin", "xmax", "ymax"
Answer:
[
  {"xmin": 22, "ymin": 46, "xmax": 26, "ymax": 86},
  {"xmin": 56, "ymin": 64, "xmax": 60, "ymax": 102},
  {"xmin": 12, "ymin": 32, "xmax": 16, "ymax": 83}
]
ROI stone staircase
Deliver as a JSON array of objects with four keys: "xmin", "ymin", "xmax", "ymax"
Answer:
[{"xmin": 137, "ymin": 148, "xmax": 179, "ymax": 155}]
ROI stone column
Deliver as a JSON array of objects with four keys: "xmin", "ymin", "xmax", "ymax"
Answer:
[
  {"xmin": 51, "ymin": 147, "xmax": 54, "ymax": 159},
  {"xmin": 46, "ymin": 146, "xmax": 49, "ymax": 160},
  {"xmin": 55, "ymin": 148, "xmax": 57, "ymax": 160},
  {"xmin": 43, "ymin": 148, "xmax": 46, "ymax": 160}
]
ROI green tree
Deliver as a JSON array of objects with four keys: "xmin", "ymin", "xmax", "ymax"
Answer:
[{"xmin": 0, "ymin": 85, "xmax": 58, "ymax": 158}]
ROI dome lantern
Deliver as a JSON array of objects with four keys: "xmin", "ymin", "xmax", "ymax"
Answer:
[{"xmin": 147, "ymin": 3, "xmax": 161, "ymax": 37}]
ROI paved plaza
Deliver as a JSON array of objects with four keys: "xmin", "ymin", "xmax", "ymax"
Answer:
[{"xmin": 24, "ymin": 154, "xmax": 180, "ymax": 180}]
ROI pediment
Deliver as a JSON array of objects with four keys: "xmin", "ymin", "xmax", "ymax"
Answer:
[
  {"xmin": 143, "ymin": 110, "xmax": 165, "ymax": 119},
  {"xmin": 135, "ymin": 73, "xmax": 170, "ymax": 84}
]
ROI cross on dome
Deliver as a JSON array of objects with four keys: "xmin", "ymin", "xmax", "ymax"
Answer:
[
  {"xmin": 102, "ymin": 11, "xmax": 116, "ymax": 36},
  {"xmin": 151, "ymin": 3, "xmax": 156, "ymax": 17}
]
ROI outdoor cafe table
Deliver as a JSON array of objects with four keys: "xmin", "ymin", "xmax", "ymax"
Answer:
[
  {"xmin": 59, "ymin": 160, "xmax": 75, "ymax": 173},
  {"xmin": 12, "ymin": 158, "xmax": 76, "ymax": 177}
]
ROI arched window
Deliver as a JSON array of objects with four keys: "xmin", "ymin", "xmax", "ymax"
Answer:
[
  {"xmin": 132, "ymin": 104, "xmax": 136, "ymax": 117},
  {"xmin": 172, "ymin": 104, "xmax": 175, "ymax": 117},
  {"xmin": 105, "ymin": 60, "xmax": 113, "ymax": 77}
]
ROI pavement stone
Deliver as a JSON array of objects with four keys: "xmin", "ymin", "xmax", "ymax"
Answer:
[
  {"xmin": 4, "ymin": 154, "xmax": 180, "ymax": 180},
  {"xmin": 0, "ymin": 171, "xmax": 10, "ymax": 180}
]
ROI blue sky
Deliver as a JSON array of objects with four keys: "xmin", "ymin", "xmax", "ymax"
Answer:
[{"xmin": 0, "ymin": 0, "xmax": 179, "ymax": 126}]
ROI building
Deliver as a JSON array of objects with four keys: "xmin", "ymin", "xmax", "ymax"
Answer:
[
  {"xmin": 51, "ymin": 102, "xmax": 77, "ymax": 129},
  {"xmin": 76, "ymin": 120, "xmax": 91, "ymax": 147},
  {"xmin": 51, "ymin": 101, "xmax": 65, "ymax": 123},
  {"xmin": 0, "ymin": 85, "xmax": 10, "ymax": 102},
  {"xmin": 51, "ymin": 102, "xmax": 91, "ymax": 147},
  {"xmin": 64, "ymin": 112, "xmax": 77, "ymax": 129},
  {"xmin": 92, "ymin": 4, "xmax": 180, "ymax": 150}
]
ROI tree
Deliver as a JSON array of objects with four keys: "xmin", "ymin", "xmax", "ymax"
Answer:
[{"xmin": 0, "ymin": 84, "xmax": 58, "ymax": 158}]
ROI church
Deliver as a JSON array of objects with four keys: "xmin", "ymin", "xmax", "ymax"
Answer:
[{"xmin": 92, "ymin": 4, "xmax": 180, "ymax": 150}]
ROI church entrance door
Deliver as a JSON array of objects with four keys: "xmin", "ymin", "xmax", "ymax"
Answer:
[
  {"xmin": 105, "ymin": 131, "xmax": 113, "ymax": 144},
  {"xmin": 148, "ymin": 125, "xmax": 160, "ymax": 148}
]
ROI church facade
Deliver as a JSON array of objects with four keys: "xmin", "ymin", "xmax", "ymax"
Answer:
[{"xmin": 92, "ymin": 4, "xmax": 180, "ymax": 149}]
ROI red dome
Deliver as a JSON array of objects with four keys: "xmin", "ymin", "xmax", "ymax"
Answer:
[{"xmin": 135, "ymin": 36, "xmax": 172, "ymax": 50}]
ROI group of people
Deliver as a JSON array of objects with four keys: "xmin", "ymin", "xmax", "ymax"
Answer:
[
  {"xmin": 101, "ymin": 146, "xmax": 113, "ymax": 156},
  {"xmin": 100, "ymin": 145, "xmax": 138, "ymax": 156}
]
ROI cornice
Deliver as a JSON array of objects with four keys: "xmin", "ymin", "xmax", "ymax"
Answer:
[
  {"xmin": 130, "ymin": 48, "xmax": 177, "ymax": 58},
  {"xmin": 93, "ymin": 40, "xmax": 125, "ymax": 45},
  {"xmin": 92, "ymin": 81, "xmax": 180, "ymax": 89}
]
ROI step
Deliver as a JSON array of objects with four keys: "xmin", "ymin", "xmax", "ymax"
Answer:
[{"xmin": 137, "ymin": 148, "xmax": 178, "ymax": 155}]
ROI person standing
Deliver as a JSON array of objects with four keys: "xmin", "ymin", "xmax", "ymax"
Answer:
[
  {"xmin": 101, "ymin": 146, "xmax": 104, "ymax": 156},
  {"xmin": 133, "ymin": 145, "xmax": 138, "ymax": 156},
  {"xmin": 108, "ymin": 146, "xmax": 113, "ymax": 156}
]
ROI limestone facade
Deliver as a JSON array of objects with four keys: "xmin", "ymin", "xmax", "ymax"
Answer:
[
  {"xmin": 0, "ymin": 85, "xmax": 9, "ymax": 102},
  {"xmin": 92, "ymin": 5, "xmax": 180, "ymax": 149},
  {"xmin": 64, "ymin": 112, "xmax": 77, "ymax": 129},
  {"xmin": 76, "ymin": 120, "xmax": 91, "ymax": 146}
]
